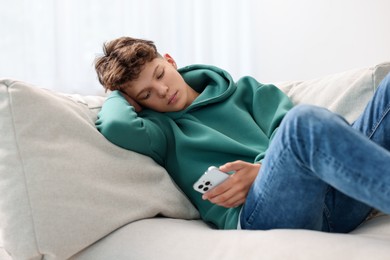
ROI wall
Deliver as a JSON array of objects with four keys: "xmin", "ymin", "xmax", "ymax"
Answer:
[
  {"xmin": 0, "ymin": 0, "xmax": 389, "ymax": 94},
  {"xmin": 247, "ymin": 0, "xmax": 390, "ymax": 82}
]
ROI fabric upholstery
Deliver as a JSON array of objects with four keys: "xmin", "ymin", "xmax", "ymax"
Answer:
[
  {"xmin": 0, "ymin": 80, "xmax": 199, "ymax": 259},
  {"xmin": 1, "ymin": 61, "xmax": 390, "ymax": 259}
]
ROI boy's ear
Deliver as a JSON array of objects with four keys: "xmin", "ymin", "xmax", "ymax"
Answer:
[{"xmin": 163, "ymin": 53, "xmax": 177, "ymax": 69}]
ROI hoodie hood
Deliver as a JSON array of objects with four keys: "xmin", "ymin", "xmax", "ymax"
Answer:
[{"xmin": 173, "ymin": 64, "xmax": 237, "ymax": 114}]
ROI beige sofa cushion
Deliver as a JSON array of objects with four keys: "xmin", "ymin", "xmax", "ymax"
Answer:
[
  {"xmin": 0, "ymin": 80, "xmax": 199, "ymax": 260},
  {"xmin": 277, "ymin": 61, "xmax": 390, "ymax": 122}
]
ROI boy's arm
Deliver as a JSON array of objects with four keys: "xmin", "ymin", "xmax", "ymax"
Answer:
[
  {"xmin": 252, "ymin": 83, "xmax": 294, "ymax": 163},
  {"xmin": 95, "ymin": 91, "xmax": 166, "ymax": 164}
]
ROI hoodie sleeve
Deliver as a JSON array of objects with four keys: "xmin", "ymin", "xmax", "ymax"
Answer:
[
  {"xmin": 252, "ymin": 83, "xmax": 294, "ymax": 163},
  {"xmin": 95, "ymin": 91, "xmax": 166, "ymax": 165}
]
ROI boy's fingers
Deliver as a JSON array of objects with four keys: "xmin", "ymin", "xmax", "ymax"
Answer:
[
  {"xmin": 120, "ymin": 91, "xmax": 143, "ymax": 112},
  {"xmin": 219, "ymin": 160, "xmax": 245, "ymax": 173},
  {"xmin": 202, "ymin": 177, "xmax": 232, "ymax": 200}
]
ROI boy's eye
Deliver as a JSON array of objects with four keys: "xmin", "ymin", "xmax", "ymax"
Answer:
[
  {"xmin": 142, "ymin": 90, "xmax": 151, "ymax": 100},
  {"xmin": 157, "ymin": 69, "xmax": 165, "ymax": 79}
]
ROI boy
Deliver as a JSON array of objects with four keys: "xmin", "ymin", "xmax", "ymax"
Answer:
[{"xmin": 95, "ymin": 36, "xmax": 390, "ymax": 232}]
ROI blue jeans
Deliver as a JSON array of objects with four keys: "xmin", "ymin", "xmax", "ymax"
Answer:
[{"xmin": 240, "ymin": 73, "xmax": 390, "ymax": 233}]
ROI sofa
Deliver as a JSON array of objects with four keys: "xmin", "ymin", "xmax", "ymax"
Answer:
[{"xmin": 1, "ymin": 62, "xmax": 390, "ymax": 260}]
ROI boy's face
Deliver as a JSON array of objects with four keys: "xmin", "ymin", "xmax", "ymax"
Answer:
[{"xmin": 123, "ymin": 54, "xmax": 198, "ymax": 112}]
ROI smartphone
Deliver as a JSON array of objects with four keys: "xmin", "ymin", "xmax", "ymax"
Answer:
[{"xmin": 193, "ymin": 166, "xmax": 229, "ymax": 194}]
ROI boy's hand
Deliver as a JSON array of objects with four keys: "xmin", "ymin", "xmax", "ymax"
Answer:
[
  {"xmin": 121, "ymin": 91, "xmax": 142, "ymax": 112},
  {"xmin": 202, "ymin": 161, "xmax": 260, "ymax": 208}
]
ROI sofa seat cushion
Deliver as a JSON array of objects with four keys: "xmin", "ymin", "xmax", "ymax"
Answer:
[{"xmin": 71, "ymin": 216, "xmax": 390, "ymax": 260}]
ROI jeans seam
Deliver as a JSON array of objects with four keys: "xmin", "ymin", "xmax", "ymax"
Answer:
[
  {"xmin": 367, "ymin": 102, "xmax": 390, "ymax": 140},
  {"xmin": 322, "ymin": 187, "xmax": 334, "ymax": 232}
]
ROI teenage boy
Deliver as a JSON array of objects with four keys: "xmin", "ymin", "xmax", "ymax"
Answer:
[{"xmin": 95, "ymin": 36, "xmax": 390, "ymax": 232}]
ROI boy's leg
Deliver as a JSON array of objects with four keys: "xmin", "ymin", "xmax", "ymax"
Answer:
[
  {"xmin": 240, "ymin": 105, "xmax": 390, "ymax": 232},
  {"xmin": 352, "ymin": 72, "xmax": 390, "ymax": 150},
  {"xmin": 320, "ymin": 72, "xmax": 390, "ymax": 232}
]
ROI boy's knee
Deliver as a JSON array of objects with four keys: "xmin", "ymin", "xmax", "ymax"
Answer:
[
  {"xmin": 278, "ymin": 105, "xmax": 347, "ymax": 155},
  {"xmin": 284, "ymin": 105, "xmax": 327, "ymax": 123},
  {"xmin": 281, "ymin": 105, "xmax": 343, "ymax": 137}
]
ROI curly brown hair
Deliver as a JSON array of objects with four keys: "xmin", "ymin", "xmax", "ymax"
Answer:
[{"xmin": 94, "ymin": 36, "xmax": 159, "ymax": 92}]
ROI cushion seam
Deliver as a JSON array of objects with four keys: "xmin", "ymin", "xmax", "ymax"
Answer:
[{"xmin": 6, "ymin": 83, "xmax": 41, "ymax": 256}]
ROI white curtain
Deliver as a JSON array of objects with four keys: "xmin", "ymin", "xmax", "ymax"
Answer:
[
  {"xmin": 1, "ymin": 0, "xmax": 390, "ymax": 95},
  {"xmin": 1, "ymin": 0, "xmax": 255, "ymax": 95}
]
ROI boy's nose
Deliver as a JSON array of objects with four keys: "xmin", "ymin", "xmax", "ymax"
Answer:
[{"xmin": 157, "ymin": 85, "xmax": 168, "ymax": 97}]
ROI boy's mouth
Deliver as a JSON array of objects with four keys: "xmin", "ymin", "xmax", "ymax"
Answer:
[{"xmin": 168, "ymin": 91, "xmax": 178, "ymax": 105}]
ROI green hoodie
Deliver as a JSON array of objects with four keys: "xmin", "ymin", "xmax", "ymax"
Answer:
[{"xmin": 96, "ymin": 64, "xmax": 293, "ymax": 229}]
